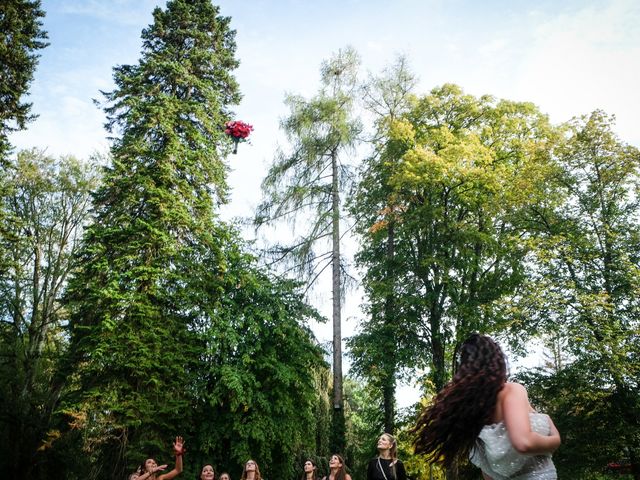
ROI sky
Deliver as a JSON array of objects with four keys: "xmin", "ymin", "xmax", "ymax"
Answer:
[{"xmin": 9, "ymin": 0, "xmax": 640, "ymax": 406}]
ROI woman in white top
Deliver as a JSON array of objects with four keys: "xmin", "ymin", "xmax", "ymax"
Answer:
[{"xmin": 411, "ymin": 334, "xmax": 561, "ymax": 479}]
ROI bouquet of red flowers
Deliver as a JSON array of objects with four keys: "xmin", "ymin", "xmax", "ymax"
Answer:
[{"xmin": 224, "ymin": 120, "xmax": 253, "ymax": 154}]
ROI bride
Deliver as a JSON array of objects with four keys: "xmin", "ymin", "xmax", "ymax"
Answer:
[{"xmin": 411, "ymin": 334, "xmax": 560, "ymax": 479}]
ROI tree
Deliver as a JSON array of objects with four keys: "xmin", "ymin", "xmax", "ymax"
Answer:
[
  {"xmin": 0, "ymin": 0, "xmax": 48, "ymax": 283},
  {"xmin": 0, "ymin": 0, "xmax": 48, "ymax": 160},
  {"xmin": 351, "ymin": 84, "xmax": 557, "ymax": 479},
  {"xmin": 0, "ymin": 149, "xmax": 97, "ymax": 478},
  {"xmin": 356, "ymin": 84, "xmax": 556, "ymax": 392},
  {"xmin": 348, "ymin": 55, "xmax": 417, "ymax": 435},
  {"xmin": 519, "ymin": 111, "xmax": 640, "ymax": 479},
  {"xmin": 188, "ymin": 247, "xmax": 329, "ymax": 480},
  {"xmin": 57, "ymin": 1, "xmax": 242, "ymax": 477},
  {"xmin": 255, "ymin": 47, "xmax": 361, "ymax": 452}
]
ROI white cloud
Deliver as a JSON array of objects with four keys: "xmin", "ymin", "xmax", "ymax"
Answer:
[{"xmin": 512, "ymin": 0, "xmax": 640, "ymax": 143}]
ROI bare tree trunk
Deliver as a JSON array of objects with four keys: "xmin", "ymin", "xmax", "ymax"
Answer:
[
  {"xmin": 331, "ymin": 150, "xmax": 345, "ymax": 452},
  {"xmin": 430, "ymin": 302, "xmax": 446, "ymax": 391}
]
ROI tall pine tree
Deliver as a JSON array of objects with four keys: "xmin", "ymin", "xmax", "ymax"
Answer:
[
  {"xmin": 0, "ymin": 0, "xmax": 48, "ymax": 160},
  {"xmin": 60, "ymin": 1, "xmax": 241, "ymax": 477}
]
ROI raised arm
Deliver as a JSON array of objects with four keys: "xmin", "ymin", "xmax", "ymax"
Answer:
[
  {"xmin": 158, "ymin": 436, "xmax": 185, "ymax": 480},
  {"xmin": 502, "ymin": 383, "xmax": 561, "ymax": 455}
]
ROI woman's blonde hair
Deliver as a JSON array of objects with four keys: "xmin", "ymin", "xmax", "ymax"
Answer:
[{"xmin": 380, "ymin": 433, "xmax": 398, "ymax": 464}]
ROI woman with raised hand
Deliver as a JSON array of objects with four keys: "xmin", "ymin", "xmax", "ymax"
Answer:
[
  {"xmin": 240, "ymin": 459, "xmax": 262, "ymax": 480},
  {"xmin": 131, "ymin": 436, "xmax": 185, "ymax": 480},
  {"xmin": 367, "ymin": 433, "xmax": 406, "ymax": 480},
  {"xmin": 322, "ymin": 454, "xmax": 351, "ymax": 480},
  {"xmin": 412, "ymin": 334, "xmax": 560, "ymax": 479}
]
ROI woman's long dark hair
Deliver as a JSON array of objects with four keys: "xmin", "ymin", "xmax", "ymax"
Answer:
[
  {"xmin": 411, "ymin": 334, "xmax": 507, "ymax": 467},
  {"xmin": 300, "ymin": 459, "xmax": 318, "ymax": 480},
  {"xmin": 329, "ymin": 454, "xmax": 348, "ymax": 480}
]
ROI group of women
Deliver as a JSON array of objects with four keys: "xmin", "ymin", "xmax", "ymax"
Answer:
[
  {"xmin": 301, "ymin": 442, "xmax": 407, "ymax": 480},
  {"xmin": 129, "ymin": 435, "xmax": 403, "ymax": 480},
  {"xmin": 130, "ymin": 334, "xmax": 561, "ymax": 480}
]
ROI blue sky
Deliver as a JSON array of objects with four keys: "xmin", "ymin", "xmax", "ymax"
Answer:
[
  {"xmin": 15, "ymin": 0, "xmax": 640, "ymax": 167},
  {"xmin": 10, "ymin": 0, "xmax": 640, "ymax": 403}
]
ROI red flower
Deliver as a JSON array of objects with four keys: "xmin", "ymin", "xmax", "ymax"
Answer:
[{"xmin": 224, "ymin": 120, "xmax": 253, "ymax": 140}]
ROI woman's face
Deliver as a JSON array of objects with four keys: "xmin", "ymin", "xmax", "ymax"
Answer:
[
  {"xmin": 220, "ymin": 474, "xmax": 230, "ymax": 480},
  {"xmin": 245, "ymin": 460, "xmax": 257, "ymax": 473},
  {"xmin": 304, "ymin": 460, "xmax": 315, "ymax": 473},
  {"xmin": 377, "ymin": 434, "xmax": 392, "ymax": 450},
  {"xmin": 329, "ymin": 455, "xmax": 342, "ymax": 469},
  {"xmin": 145, "ymin": 459, "xmax": 157, "ymax": 473},
  {"xmin": 201, "ymin": 464, "xmax": 215, "ymax": 480}
]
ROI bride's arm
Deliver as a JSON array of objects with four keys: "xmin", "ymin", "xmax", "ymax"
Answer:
[{"xmin": 502, "ymin": 383, "xmax": 561, "ymax": 455}]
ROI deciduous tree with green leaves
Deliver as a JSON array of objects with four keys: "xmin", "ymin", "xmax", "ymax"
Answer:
[
  {"xmin": 354, "ymin": 84, "xmax": 557, "ymax": 390},
  {"xmin": 0, "ymin": 149, "xmax": 97, "ymax": 479},
  {"xmin": 255, "ymin": 47, "xmax": 361, "ymax": 453},
  {"xmin": 189, "ymin": 249, "xmax": 329, "ymax": 480},
  {"xmin": 348, "ymin": 56, "xmax": 417, "ymax": 435},
  {"xmin": 519, "ymin": 110, "xmax": 640, "ymax": 479}
]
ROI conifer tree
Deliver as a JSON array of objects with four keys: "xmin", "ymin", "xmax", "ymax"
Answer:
[
  {"xmin": 255, "ymin": 47, "xmax": 361, "ymax": 453},
  {"xmin": 60, "ymin": 1, "xmax": 241, "ymax": 476},
  {"xmin": 0, "ymin": 0, "xmax": 48, "ymax": 160}
]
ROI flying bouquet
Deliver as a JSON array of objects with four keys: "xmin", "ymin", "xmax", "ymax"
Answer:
[{"xmin": 224, "ymin": 120, "xmax": 253, "ymax": 154}]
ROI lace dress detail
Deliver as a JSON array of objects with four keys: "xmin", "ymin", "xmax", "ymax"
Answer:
[{"xmin": 469, "ymin": 413, "xmax": 557, "ymax": 479}]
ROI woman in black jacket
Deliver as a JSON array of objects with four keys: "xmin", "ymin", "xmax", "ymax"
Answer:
[{"xmin": 366, "ymin": 434, "xmax": 406, "ymax": 480}]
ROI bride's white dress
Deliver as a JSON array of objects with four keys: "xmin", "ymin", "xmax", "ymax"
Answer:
[{"xmin": 469, "ymin": 413, "xmax": 557, "ymax": 479}]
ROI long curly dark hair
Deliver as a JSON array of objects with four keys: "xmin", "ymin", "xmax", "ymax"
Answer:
[{"xmin": 411, "ymin": 334, "xmax": 507, "ymax": 467}]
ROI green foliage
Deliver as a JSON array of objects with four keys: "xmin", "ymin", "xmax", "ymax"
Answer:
[
  {"xmin": 57, "ymin": 1, "xmax": 244, "ymax": 477},
  {"xmin": 348, "ymin": 56, "xmax": 417, "ymax": 434},
  {"xmin": 398, "ymin": 405, "xmax": 446, "ymax": 480},
  {"xmin": 342, "ymin": 377, "xmax": 384, "ymax": 479},
  {"xmin": 190, "ymin": 251, "xmax": 329, "ymax": 480},
  {"xmin": 351, "ymin": 83, "xmax": 558, "ymax": 399},
  {"xmin": 519, "ymin": 363, "xmax": 637, "ymax": 479},
  {"xmin": 101, "ymin": 0, "xmax": 240, "ymax": 205},
  {"xmin": 0, "ymin": 0, "xmax": 48, "ymax": 159},
  {"xmin": 516, "ymin": 110, "xmax": 640, "ymax": 478},
  {"xmin": 0, "ymin": 149, "xmax": 98, "ymax": 478}
]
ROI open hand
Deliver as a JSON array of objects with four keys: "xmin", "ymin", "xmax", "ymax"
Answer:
[
  {"xmin": 173, "ymin": 436, "xmax": 185, "ymax": 456},
  {"xmin": 154, "ymin": 465, "xmax": 168, "ymax": 473}
]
